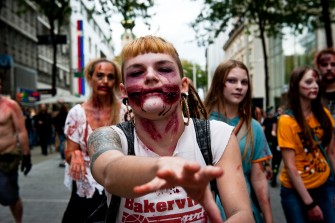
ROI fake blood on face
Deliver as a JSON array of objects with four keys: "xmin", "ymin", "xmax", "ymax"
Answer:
[{"xmin": 127, "ymin": 84, "xmax": 181, "ymax": 108}]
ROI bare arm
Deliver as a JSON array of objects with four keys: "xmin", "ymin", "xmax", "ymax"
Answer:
[
  {"xmin": 12, "ymin": 101, "xmax": 30, "ymax": 155},
  {"xmin": 88, "ymin": 126, "xmax": 160, "ymax": 197},
  {"xmin": 281, "ymin": 148, "xmax": 323, "ymax": 221},
  {"xmin": 217, "ymin": 134, "xmax": 255, "ymax": 223},
  {"xmin": 251, "ymin": 162, "xmax": 273, "ymax": 223},
  {"xmin": 89, "ymin": 127, "xmax": 231, "ymax": 222},
  {"xmin": 65, "ymin": 138, "xmax": 80, "ymax": 163}
]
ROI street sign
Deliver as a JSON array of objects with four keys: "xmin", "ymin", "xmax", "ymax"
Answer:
[
  {"xmin": 0, "ymin": 54, "xmax": 13, "ymax": 68},
  {"xmin": 37, "ymin": 35, "xmax": 67, "ymax": 45}
]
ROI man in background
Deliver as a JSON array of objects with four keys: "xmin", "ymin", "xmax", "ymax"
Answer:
[
  {"xmin": 315, "ymin": 48, "xmax": 335, "ymax": 120},
  {"xmin": 0, "ymin": 77, "xmax": 32, "ymax": 223}
]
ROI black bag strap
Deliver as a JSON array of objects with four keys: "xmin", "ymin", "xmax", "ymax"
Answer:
[
  {"xmin": 106, "ymin": 119, "xmax": 216, "ymax": 222},
  {"xmin": 192, "ymin": 118, "xmax": 218, "ymax": 196},
  {"xmin": 116, "ymin": 121, "xmax": 135, "ymax": 156}
]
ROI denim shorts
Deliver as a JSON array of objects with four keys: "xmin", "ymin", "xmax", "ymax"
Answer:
[
  {"xmin": 0, "ymin": 170, "xmax": 19, "ymax": 206},
  {"xmin": 280, "ymin": 176, "xmax": 335, "ymax": 223}
]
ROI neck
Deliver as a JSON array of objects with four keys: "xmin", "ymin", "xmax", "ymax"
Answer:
[
  {"xmin": 135, "ymin": 108, "xmax": 185, "ymax": 156},
  {"xmin": 300, "ymin": 98, "xmax": 312, "ymax": 117},
  {"xmin": 325, "ymin": 81, "xmax": 335, "ymax": 93},
  {"xmin": 89, "ymin": 94, "xmax": 114, "ymax": 109},
  {"xmin": 217, "ymin": 103, "xmax": 239, "ymax": 119}
]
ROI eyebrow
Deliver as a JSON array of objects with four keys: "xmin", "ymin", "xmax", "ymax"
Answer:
[{"xmin": 125, "ymin": 60, "xmax": 174, "ymax": 70}]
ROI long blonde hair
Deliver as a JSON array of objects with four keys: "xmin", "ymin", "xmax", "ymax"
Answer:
[
  {"xmin": 84, "ymin": 58, "xmax": 122, "ymax": 124},
  {"xmin": 204, "ymin": 59, "xmax": 254, "ymax": 159}
]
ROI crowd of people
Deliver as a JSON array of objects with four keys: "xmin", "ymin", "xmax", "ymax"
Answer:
[{"xmin": 1, "ymin": 36, "xmax": 335, "ymax": 223}]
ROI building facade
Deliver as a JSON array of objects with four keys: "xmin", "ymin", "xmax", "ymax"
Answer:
[
  {"xmin": 0, "ymin": 0, "xmax": 39, "ymax": 104},
  {"xmin": 0, "ymin": 0, "xmax": 116, "ymax": 105},
  {"xmin": 69, "ymin": 0, "xmax": 115, "ymax": 98}
]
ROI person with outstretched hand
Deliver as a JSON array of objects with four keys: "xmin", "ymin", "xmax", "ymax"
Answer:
[
  {"xmin": 88, "ymin": 36, "xmax": 254, "ymax": 223},
  {"xmin": 0, "ymin": 76, "xmax": 32, "ymax": 223}
]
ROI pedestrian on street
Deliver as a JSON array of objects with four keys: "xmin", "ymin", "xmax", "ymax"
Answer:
[
  {"xmin": 277, "ymin": 66, "xmax": 335, "ymax": 223},
  {"xmin": 53, "ymin": 104, "xmax": 68, "ymax": 167},
  {"xmin": 62, "ymin": 58, "xmax": 126, "ymax": 223},
  {"xmin": 0, "ymin": 76, "xmax": 32, "ymax": 223},
  {"xmin": 204, "ymin": 59, "xmax": 273, "ymax": 223},
  {"xmin": 262, "ymin": 106, "xmax": 283, "ymax": 187},
  {"xmin": 34, "ymin": 103, "xmax": 52, "ymax": 156},
  {"xmin": 314, "ymin": 48, "xmax": 335, "ymax": 120},
  {"xmin": 87, "ymin": 36, "xmax": 254, "ymax": 222}
]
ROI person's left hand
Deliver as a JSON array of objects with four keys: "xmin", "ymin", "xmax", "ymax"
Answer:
[{"xmin": 133, "ymin": 157, "xmax": 224, "ymax": 223}]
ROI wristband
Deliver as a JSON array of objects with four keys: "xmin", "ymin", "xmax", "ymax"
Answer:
[{"xmin": 305, "ymin": 201, "xmax": 317, "ymax": 210}]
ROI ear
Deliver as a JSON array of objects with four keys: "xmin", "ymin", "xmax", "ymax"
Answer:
[
  {"xmin": 181, "ymin": 77, "xmax": 189, "ymax": 94},
  {"xmin": 120, "ymin": 83, "xmax": 127, "ymax": 98}
]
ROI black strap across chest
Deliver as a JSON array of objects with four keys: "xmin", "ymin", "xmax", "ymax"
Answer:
[{"xmin": 105, "ymin": 118, "xmax": 217, "ymax": 222}]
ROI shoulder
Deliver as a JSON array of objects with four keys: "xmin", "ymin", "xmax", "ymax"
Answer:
[
  {"xmin": 89, "ymin": 126, "xmax": 118, "ymax": 140},
  {"xmin": 6, "ymin": 98, "xmax": 22, "ymax": 114},
  {"xmin": 68, "ymin": 104, "xmax": 84, "ymax": 116},
  {"xmin": 2, "ymin": 97, "xmax": 20, "ymax": 108},
  {"xmin": 278, "ymin": 114, "xmax": 295, "ymax": 122},
  {"xmin": 209, "ymin": 119, "xmax": 234, "ymax": 134},
  {"xmin": 323, "ymin": 106, "xmax": 332, "ymax": 117},
  {"xmin": 209, "ymin": 119, "xmax": 232, "ymax": 128},
  {"xmin": 251, "ymin": 118, "xmax": 264, "ymax": 130}
]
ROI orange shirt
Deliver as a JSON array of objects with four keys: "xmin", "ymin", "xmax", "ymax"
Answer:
[{"xmin": 277, "ymin": 109, "xmax": 334, "ymax": 189}]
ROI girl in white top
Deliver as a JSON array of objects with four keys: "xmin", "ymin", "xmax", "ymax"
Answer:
[{"xmin": 88, "ymin": 36, "xmax": 254, "ymax": 222}]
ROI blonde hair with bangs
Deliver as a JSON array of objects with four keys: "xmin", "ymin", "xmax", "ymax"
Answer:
[
  {"xmin": 120, "ymin": 35, "xmax": 184, "ymax": 81},
  {"xmin": 120, "ymin": 35, "xmax": 208, "ymax": 119}
]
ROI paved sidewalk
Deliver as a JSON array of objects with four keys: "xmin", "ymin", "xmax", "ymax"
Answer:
[
  {"xmin": 0, "ymin": 147, "xmax": 286, "ymax": 222},
  {"xmin": 0, "ymin": 148, "xmax": 70, "ymax": 223}
]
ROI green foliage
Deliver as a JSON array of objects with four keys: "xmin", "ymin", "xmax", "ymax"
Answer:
[
  {"xmin": 20, "ymin": 0, "xmax": 71, "ymax": 30},
  {"xmin": 192, "ymin": 0, "xmax": 333, "ymax": 47},
  {"xmin": 181, "ymin": 60, "xmax": 207, "ymax": 88},
  {"xmin": 93, "ymin": 0, "xmax": 155, "ymax": 31}
]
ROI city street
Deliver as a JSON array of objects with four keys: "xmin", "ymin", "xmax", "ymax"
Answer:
[{"xmin": 0, "ymin": 147, "xmax": 286, "ymax": 223}]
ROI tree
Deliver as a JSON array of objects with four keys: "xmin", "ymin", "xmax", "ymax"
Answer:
[
  {"xmin": 192, "ymin": 0, "xmax": 335, "ymax": 107},
  {"xmin": 93, "ymin": 0, "xmax": 155, "ymax": 31},
  {"xmin": 181, "ymin": 59, "xmax": 207, "ymax": 90},
  {"xmin": 19, "ymin": 0, "xmax": 71, "ymax": 96}
]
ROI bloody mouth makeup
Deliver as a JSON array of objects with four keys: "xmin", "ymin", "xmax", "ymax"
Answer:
[{"xmin": 127, "ymin": 84, "xmax": 181, "ymax": 115}]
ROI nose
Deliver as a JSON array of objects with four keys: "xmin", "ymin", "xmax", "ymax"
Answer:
[
  {"xmin": 236, "ymin": 81, "xmax": 243, "ymax": 90},
  {"xmin": 102, "ymin": 76, "xmax": 108, "ymax": 83},
  {"xmin": 144, "ymin": 68, "xmax": 159, "ymax": 84}
]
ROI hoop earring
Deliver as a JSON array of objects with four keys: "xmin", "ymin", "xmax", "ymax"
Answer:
[
  {"xmin": 181, "ymin": 92, "xmax": 190, "ymax": 126},
  {"xmin": 123, "ymin": 98, "xmax": 135, "ymax": 126}
]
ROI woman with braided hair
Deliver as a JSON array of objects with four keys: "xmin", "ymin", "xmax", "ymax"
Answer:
[{"xmin": 87, "ymin": 35, "xmax": 254, "ymax": 222}]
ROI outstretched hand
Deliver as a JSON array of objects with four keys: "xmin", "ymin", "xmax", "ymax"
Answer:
[
  {"xmin": 69, "ymin": 150, "xmax": 86, "ymax": 180},
  {"xmin": 133, "ymin": 157, "xmax": 224, "ymax": 223}
]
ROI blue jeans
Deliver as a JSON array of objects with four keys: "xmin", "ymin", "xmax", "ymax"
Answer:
[
  {"xmin": 280, "ymin": 176, "xmax": 335, "ymax": 223},
  {"xmin": 58, "ymin": 133, "xmax": 66, "ymax": 160}
]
